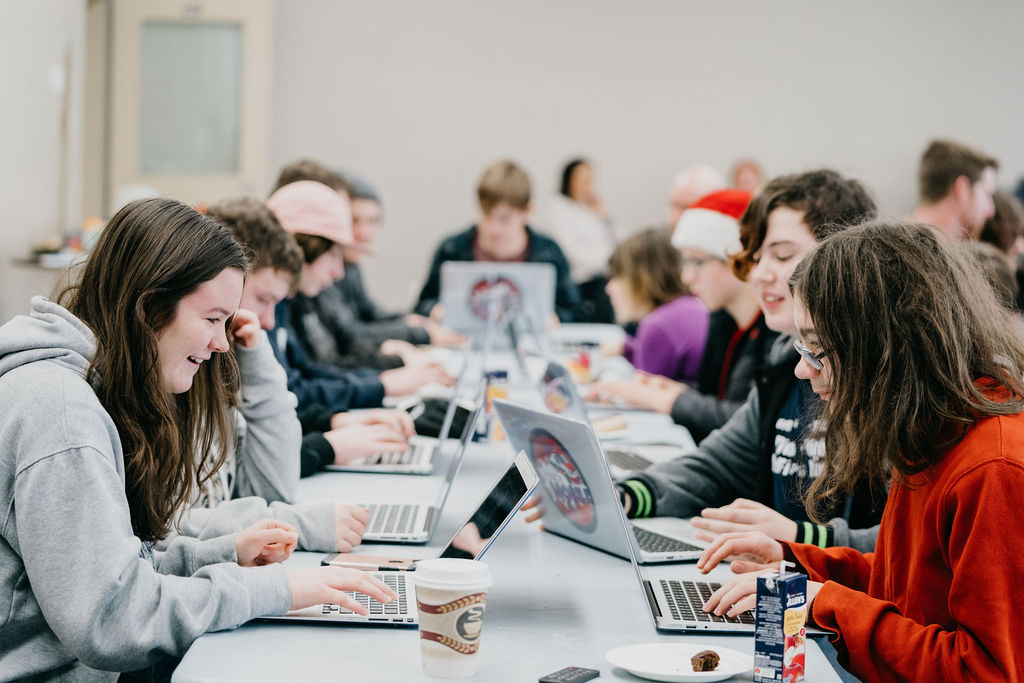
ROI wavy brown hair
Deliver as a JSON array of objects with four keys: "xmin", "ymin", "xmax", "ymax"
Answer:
[
  {"xmin": 730, "ymin": 169, "xmax": 876, "ymax": 280},
  {"xmin": 608, "ymin": 227, "xmax": 686, "ymax": 309},
  {"xmin": 790, "ymin": 220, "xmax": 1024, "ymax": 519},
  {"xmin": 60, "ymin": 198, "xmax": 249, "ymax": 542}
]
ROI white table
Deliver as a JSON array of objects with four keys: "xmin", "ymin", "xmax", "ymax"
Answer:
[{"xmin": 173, "ymin": 414, "xmax": 847, "ymax": 682}]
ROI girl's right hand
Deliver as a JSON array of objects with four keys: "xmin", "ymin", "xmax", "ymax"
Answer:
[{"xmin": 286, "ymin": 566, "xmax": 398, "ymax": 614}]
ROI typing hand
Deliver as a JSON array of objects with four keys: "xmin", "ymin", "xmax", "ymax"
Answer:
[
  {"xmin": 586, "ymin": 377, "xmax": 680, "ymax": 414},
  {"xmin": 333, "ymin": 503, "xmax": 371, "ymax": 552},
  {"xmin": 380, "ymin": 362, "xmax": 455, "ymax": 397},
  {"xmin": 235, "ymin": 519, "xmax": 299, "ymax": 566},
  {"xmin": 323, "ymin": 423, "xmax": 410, "ymax": 466},
  {"xmin": 691, "ymin": 498, "xmax": 799, "ymax": 543},
  {"xmin": 285, "ymin": 566, "xmax": 398, "ymax": 614},
  {"xmin": 695, "ymin": 530, "xmax": 784, "ymax": 575},
  {"xmin": 330, "ymin": 408, "xmax": 416, "ymax": 439},
  {"xmin": 702, "ymin": 571, "xmax": 823, "ymax": 620}
]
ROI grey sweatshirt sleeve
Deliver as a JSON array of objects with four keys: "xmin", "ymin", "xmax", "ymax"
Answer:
[
  {"xmin": 232, "ymin": 333, "xmax": 302, "ymax": 504},
  {"xmin": 627, "ymin": 385, "xmax": 763, "ymax": 518},
  {"xmin": 668, "ymin": 389, "xmax": 747, "ymax": 443},
  {"xmin": 174, "ymin": 497, "xmax": 337, "ymax": 552},
  {"xmin": 15, "ymin": 446, "xmax": 291, "ymax": 672},
  {"xmin": 828, "ymin": 519, "xmax": 879, "ymax": 553},
  {"xmin": 152, "ymin": 533, "xmax": 237, "ymax": 574}
]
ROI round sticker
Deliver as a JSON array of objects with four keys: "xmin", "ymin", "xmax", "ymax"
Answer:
[
  {"xmin": 469, "ymin": 277, "xmax": 521, "ymax": 322},
  {"xmin": 528, "ymin": 428, "xmax": 596, "ymax": 532}
]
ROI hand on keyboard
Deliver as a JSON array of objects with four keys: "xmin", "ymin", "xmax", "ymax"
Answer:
[
  {"xmin": 333, "ymin": 503, "xmax": 371, "ymax": 552},
  {"xmin": 324, "ymin": 423, "xmax": 410, "ymax": 466},
  {"xmin": 285, "ymin": 566, "xmax": 398, "ymax": 614},
  {"xmin": 331, "ymin": 408, "xmax": 416, "ymax": 438}
]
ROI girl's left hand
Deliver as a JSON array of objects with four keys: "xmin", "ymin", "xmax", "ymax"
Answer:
[{"xmin": 235, "ymin": 518, "xmax": 299, "ymax": 566}]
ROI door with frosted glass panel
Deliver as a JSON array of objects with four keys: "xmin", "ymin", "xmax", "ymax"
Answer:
[{"xmin": 107, "ymin": 0, "xmax": 272, "ymax": 213}]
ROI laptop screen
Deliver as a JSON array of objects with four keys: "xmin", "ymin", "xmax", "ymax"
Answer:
[{"xmin": 438, "ymin": 451, "xmax": 538, "ymax": 560}]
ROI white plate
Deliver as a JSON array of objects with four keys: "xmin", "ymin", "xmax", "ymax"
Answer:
[{"xmin": 606, "ymin": 643, "xmax": 754, "ymax": 682}]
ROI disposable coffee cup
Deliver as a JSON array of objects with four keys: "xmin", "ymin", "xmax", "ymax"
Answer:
[{"xmin": 413, "ymin": 558, "xmax": 493, "ymax": 678}]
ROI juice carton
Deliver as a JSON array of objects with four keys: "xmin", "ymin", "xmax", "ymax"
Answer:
[{"xmin": 753, "ymin": 561, "xmax": 807, "ymax": 683}]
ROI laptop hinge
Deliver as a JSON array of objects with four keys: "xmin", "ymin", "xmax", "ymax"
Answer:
[
  {"xmin": 423, "ymin": 507, "xmax": 439, "ymax": 534},
  {"xmin": 642, "ymin": 580, "xmax": 662, "ymax": 618}
]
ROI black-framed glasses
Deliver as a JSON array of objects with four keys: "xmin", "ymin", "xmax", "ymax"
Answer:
[{"xmin": 793, "ymin": 339, "xmax": 829, "ymax": 371}]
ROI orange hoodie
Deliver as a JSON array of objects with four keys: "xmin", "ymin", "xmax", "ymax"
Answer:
[{"xmin": 783, "ymin": 410, "xmax": 1024, "ymax": 682}]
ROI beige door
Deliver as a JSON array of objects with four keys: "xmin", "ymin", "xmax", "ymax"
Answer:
[{"xmin": 106, "ymin": 0, "xmax": 272, "ymax": 212}]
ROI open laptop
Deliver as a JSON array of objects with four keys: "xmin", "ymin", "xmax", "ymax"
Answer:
[
  {"xmin": 494, "ymin": 399, "xmax": 707, "ymax": 564},
  {"xmin": 493, "ymin": 401, "xmax": 786, "ymax": 634},
  {"xmin": 324, "ymin": 353, "xmax": 475, "ymax": 475},
  {"xmin": 267, "ymin": 451, "xmax": 538, "ymax": 626},
  {"xmin": 355, "ymin": 391, "xmax": 484, "ymax": 544},
  {"xmin": 440, "ymin": 261, "xmax": 555, "ymax": 336},
  {"xmin": 537, "ymin": 360, "xmax": 691, "ymax": 473}
]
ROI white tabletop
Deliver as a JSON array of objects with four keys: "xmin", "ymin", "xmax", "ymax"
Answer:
[{"xmin": 173, "ymin": 417, "xmax": 845, "ymax": 682}]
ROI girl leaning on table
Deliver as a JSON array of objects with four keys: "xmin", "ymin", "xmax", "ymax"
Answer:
[
  {"xmin": 0, "ymin": 198, "xmax": 395, "ymax": 682},
  {"xmin": 699, "ymin": 221, "xmax": 1024, "ymax": 682}
]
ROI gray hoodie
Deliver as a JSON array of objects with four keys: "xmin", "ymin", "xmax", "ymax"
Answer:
[
  {"xmin": 0, "ymin": 298, "xmax": 290, "ymax": 681},
  {"xmin": 167, "ymin": 331, "xmax": 337, "ymax": 552}
]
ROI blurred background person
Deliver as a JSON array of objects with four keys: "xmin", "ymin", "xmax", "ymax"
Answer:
[{"xmin": 537, "ymin": 157, "xmax": 617, "ymax": 323}]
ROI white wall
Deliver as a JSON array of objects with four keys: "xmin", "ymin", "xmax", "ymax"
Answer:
[
  {"xmin": 4, "ymin": 1, "xmax": 1024, "ymax": 322},
  {"xmin": 271, "ymin": 0, "xmax": 1024, "ymax": 309},
  {"xmin": 0, "ymin": 1, "xmax": 86, "ymax": 323}
]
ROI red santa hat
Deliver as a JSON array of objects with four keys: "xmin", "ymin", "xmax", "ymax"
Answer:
[{"xmin": 671, "ymin": 188, "xmax": 752, "ymax": 258}]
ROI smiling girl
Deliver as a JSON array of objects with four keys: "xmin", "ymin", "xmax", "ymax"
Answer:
[{"xmin": 0, "ymin": 199, "xmax": 393, "ymax": 680}]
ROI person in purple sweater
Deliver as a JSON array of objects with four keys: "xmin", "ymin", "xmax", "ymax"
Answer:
[{"xmin": 605, "ymin": 228, "xmax": 709, "ymax": 383}]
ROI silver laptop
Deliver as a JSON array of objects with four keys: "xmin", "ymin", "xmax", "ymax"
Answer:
[
  {"xmin": 493, "ymin": 401, "xmax": 780, "ymax": 633},
  {"xmin": 440, "ymin": 261, "xmax": 555, "ymax": 336},
  {"xmin": 494, "ymin": 400, "xmax": 706, "ymax": 564},
  {"xmin": 324, "ymin": 355, "xmax": 475, "ymax": 475},
  {"xmin": 355, "ymin": 391, "xmax": 484, "ymax": 544},
  {"xmin": 537, "ymin": 360, "xmax": 691, "ymax": 474},
  {"xmin": 268, "ymin": 451, "xmax": 538, "ymax": 626}
]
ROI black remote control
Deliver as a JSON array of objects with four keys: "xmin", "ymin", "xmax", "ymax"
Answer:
[{"xmin": 539, "ymin": 666, "xmax": 600, "ymax": 683}]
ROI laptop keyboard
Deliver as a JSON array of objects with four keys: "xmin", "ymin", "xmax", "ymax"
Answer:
[
  {"xmin": 632, "ymin": 525, "xmax": 702, "ymax": 553},
  {"xmin": 660, "ymin": 579, "xmax": 755, "ymax": 625},
  {"xmin": 319, "ymin": 572, "xmax": 410, "ymax": 617},
  {"xmin": 364, "ymin": 441, "xmax": 433, "ymax": 466},
  {"xmin": 605, "ymin": 448, "xmax": 653, "ymax": 471},
  {"xmin": 365, "ymin": 503, "xmax": 422, "ymax": 535}
]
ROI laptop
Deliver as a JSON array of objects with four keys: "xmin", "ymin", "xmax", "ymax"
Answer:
[
  {"xmin": 493, "ymin": 401, "xmax": 784, "ymax": 634},
  {"xmin": 324, "ymin": 354, "xmax": 475, "ymax": 475},
  {"xmin": 494, "ymin": 399, "xmax": 707, "ymax": 564},
  {"xmin": 267, "ymin": 450, "xmax": 538, "ymax": 626},
  {"xmin": 440, "ymin": 261, "xmax": 556, "ymax": 336},
  {"xmin": 537, "ymin": 360, "xmax": 691, "ymax": 473},
  {"xmin": 355, "ymin": 390, "xmax": 484, "ymax": 544}
]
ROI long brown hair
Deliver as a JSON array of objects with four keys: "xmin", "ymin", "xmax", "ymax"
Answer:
[
  {"xmin": 608, "ymin": 228, "xmax": 686, "ymax": 309},
  {"xmin": 790, "ymin": 221, "xmax": 1024, "ymax": 516},
  {"xmin": 60, "ymin": 198, "xmax": 249, "ymax": 542}
]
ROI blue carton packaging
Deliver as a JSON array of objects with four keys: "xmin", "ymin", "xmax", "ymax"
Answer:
[{"xmin": 753, "ymin": 567, "xmax": 807, "ymax": 682}]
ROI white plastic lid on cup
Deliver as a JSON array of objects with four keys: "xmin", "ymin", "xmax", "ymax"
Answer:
[{"xmin": 414, "ymin": 559, "xmax": 493, "ymax": 591}]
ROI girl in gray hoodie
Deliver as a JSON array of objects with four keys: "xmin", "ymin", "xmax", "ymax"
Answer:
[{"xmin": 0, "ymin": 199, "xmax": 393, "ymax": 681}]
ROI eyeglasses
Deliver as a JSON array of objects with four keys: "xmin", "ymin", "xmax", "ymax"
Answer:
[{"xmin": 793, "ymin": 339, "xmax": 830, "ymax": 371}]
